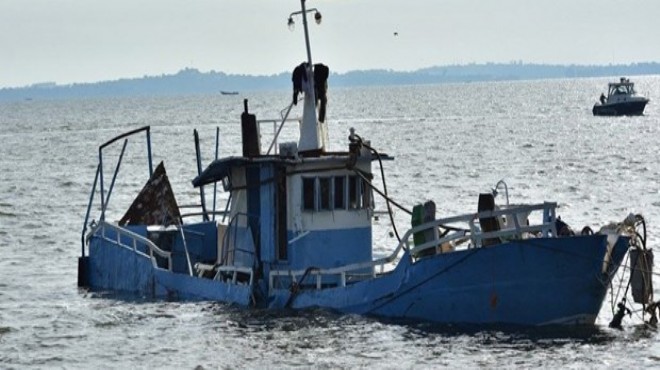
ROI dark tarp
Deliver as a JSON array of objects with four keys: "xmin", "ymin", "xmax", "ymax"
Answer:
[{"xmin": 119, "ymin": 161, "xmax": 181, "ymax": 226}]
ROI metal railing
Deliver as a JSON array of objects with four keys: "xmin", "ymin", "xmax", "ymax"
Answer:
[
  {"xmin": 92, "ymin": 219, "xmax": 257, "ymax": 287},
  {"xmin": 408, "ymin": 202, "xmax": 557, "ymax": 257},
  {"xmin": 81, "ymin": 126, "xmax": 153, "ymax": 257},
  {"xmin": 212, "ymin": 265, "xmax": 254, "ymax": 285},
  {"xmin": 268, "ymin": 234, "xmax": 408, "ymax": 291},
  {"xmin": 268, "ymin": 202, "xmax": 558, "ymax": 291},
  {"xmin": 220, "ymin": 212, "xmax": 259, "ymax": 266},
  {"xmin": 260, "ymin": 101, "xmax": 301, "ymax": 155},
  {"xmin": 87, "ymin": 220, "xmax": 172, "ymax": 271}
]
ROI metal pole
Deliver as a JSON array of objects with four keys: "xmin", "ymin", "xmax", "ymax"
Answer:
[
  {"xmin": 81, "ymin": 164, "xmax": 100, "ymax": 256},
  {"xmin": 146, "ymin": 127, "xmax": 153, "ymax": 176},
  {"xmin": 179, "ymin": 227, "xmax": 194, "ymax": 276},
  {"xmin": 301, "ymin": 0, "xmax": 313, "ymax": 66},
  {"xmin": 99, "ymin": 148, "xmax": 105, "ymax": 221},
  {"xmin": 194, "ymin": 129, "xmax": 210, "ymax": 221},
  {"xmin": 103, "ymin": 139, "xmax": 129, "ymax": 213},
  {"xmin": 300, "ymin": 0, "xmax": 317, "ymax": 103},
  {"xmin": 212, "ymin": 127, "xmax": 219, "ymax": 221},
  {"xmin": 266, "ymin": 101, "xmax": 295, "ymax": 155}
]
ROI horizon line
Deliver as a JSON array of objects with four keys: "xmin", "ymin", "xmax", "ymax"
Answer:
[{"xmin": 5, "ymin": 60, "xmax": 660, "ymax": 90}]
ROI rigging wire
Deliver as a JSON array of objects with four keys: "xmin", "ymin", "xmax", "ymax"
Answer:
[
  {"xmin": 348, "ymin": 132, "xmax": 404, "ymax": 242},
  {"xmin": 349, "ymin": 133, "xmax": 470, "ymax": 243}
]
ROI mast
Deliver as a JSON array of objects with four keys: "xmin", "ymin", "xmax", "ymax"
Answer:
[{"xmin": 291, "ymin": 0, "xmax": 326, "ymax": 152}]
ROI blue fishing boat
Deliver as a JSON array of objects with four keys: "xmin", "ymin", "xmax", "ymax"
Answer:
[{"xmin": 78, "ymin": 1, "xmax": 656, "ymax": 327}]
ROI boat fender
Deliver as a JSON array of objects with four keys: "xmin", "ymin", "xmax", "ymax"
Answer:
[
  {"xmin": 630, "ymin": 248, "xmax": 654, "ymax": 304},
  {"xmin": 77, "ymin": 256, "xmax": 89, "ymax": 287},
  {"xmin": 411, "ymin": 204, "xmax": 424, "ymax": 242}
]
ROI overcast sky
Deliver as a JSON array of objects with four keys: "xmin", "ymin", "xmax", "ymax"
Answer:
[{"xmin": 1, "ymin": 0, "xmax": 659, "ymax": 88}]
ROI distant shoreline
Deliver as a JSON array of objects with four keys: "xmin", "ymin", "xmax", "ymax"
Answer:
[{"xmin": 2, "ymin": 62, "xmax": 660, "ymax": 102}]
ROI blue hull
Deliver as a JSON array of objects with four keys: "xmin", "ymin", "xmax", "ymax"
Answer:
[
  {"xmin": 86, "ymin": 231, "xmax": 628, "ymax": 326},
  {"xmin": 87, "ymin": 235, "xmax": 252, "ymax": 305},
  {"xmin": 276, "ymin": 235, "xmax": 627, "ymax": 325}
]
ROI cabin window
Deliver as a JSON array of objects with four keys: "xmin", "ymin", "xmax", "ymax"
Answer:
[
  {"xmin": 302, "ymin": 175, "xmax": 371, "ymax": 212},
  {"xmin": 302, "ymin": 177, "xmax": 316, "ymax": 211},
  {"xmin": 334, "ymin": 176, "xmax": 346, "ymax": 209},
  {"xmin": 319, "ymin": 177, "xmax": 331, "ymax": 210},
  {"xmin": 360, "ymin": 181, "xmax": 376, "ymax": 209},
  {"xmin": 348, "ymin": 175, "xmax": 361, "ymax": 209}
]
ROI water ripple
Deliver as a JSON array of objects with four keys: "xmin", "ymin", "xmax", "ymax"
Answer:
[{"xmin": 2, "ymin": 79, "xmax": 660, "ymax": 367}]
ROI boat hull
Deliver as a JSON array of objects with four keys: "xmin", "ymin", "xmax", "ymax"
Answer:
[
  {"xmin": 85, "ymin": 233, "xmax": 252, "ymax": 305},
  {"xmin": 273, "ymin": 235, "xmax": 629, "ymax": 326},
  {"xmin": 593, "ymin": 100, "xmax": 648, "ymax": 116},
  {"xmin": 83, "ymin": 231, "xmax": 628, "ymax": 326}
]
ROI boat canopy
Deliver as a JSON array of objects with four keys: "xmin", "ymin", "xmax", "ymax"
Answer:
[
  {"xmin": 607, "ymin": 77, "xmax": 637, "ymax": 96},
  {"xmin": 192, "ymin": 157, "xmax": 250, "ymax": 187}
]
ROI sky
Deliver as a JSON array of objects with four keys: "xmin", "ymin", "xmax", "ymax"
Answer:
[{"xmin": 1, "ymin": 0, "xmax": 659, "ymax": 88}]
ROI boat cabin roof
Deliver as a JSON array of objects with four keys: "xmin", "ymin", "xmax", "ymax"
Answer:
[
  {"xmin": 608, "ymin": 77, "xmax": 635, "ymax": 88},
  {"xmin": 192, "ymin": 151, "xmax": 393, "ymax": 187},
  {"xmin": 607, "ymin": 78, "xmax": 636, "ymax": 96}
]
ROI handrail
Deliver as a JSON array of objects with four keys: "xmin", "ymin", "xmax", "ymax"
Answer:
[
  {"xmin": 493, "ymin": 179, "xmax": 510, "ymax": 206},
  {"xmin": 178, "ymin": 226, "xmax": 193, "ymax": 276},
  {"xmin": 268, "ymin": 202, "xmax": 558, "ymax": 290},
  {"xmin": 269, "ymin": 236, "xmax": 409, "ymax": 290},
  {"xmin": 263, "ymin": 101, "xmax": 298, "ymax": 155},
  {"xmin": 217, "ymin": 212, "xmax": 257, "ymax": 266},
  {"xmin": 99, "ymin": 125, "xmax": 152, "ymax": 151},
  {"xmin": 91, "ymin": 219, "xmax": 254, "ymax": 287},
  {"xmin": 409, "ymin": 202, "xmax": 557, "ymax": 255},
  {"xmin": 193, "ymin": 263, "xmax": 255, "ymax": 286},
  {"xmin": 213, "ymin": 265, "xmax": 254, "ymax": 286},
  {"xmin": 180, "ymin": 210, "xmax": 229, "ymax": 220},
  {"xmin": 81, "ymin": 164, "xmax": 101, "ymax": 256},
  {"xmin": 98, "ymin": 126, "xmax": 153, "ymax": 222},
  {"xmin": 87, "ymin": 220, "xmax": 172, "ymax": 271}
]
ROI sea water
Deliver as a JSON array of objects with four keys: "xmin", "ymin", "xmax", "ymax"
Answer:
[{"xmin": 1, "ymin": 76, "xmax": 660, "ymax": 368}]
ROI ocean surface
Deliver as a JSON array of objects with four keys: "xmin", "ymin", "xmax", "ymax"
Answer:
[{"xmin": 2, "ymin": 76, "xmax": 660, "ymax": 368}]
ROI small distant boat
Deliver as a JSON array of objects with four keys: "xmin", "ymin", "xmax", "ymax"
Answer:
[
  {"xmin": 220, "ymin": 91, "xmax": 239, "ymax": 96},
  {"xmin": 593, "ymin": 77, "xmax": 649, "ymax": 116},
  {"xmin": 78, "ymin": 1, "xmax": 658, "ymax": 328}
]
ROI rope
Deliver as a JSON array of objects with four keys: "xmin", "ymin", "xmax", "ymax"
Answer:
[
  {"xmin": 285, "ymin": 266, "xmax": 319, "ymax": 308},
  {"xmin": 607, "ymin": 214, "xmax": 653, "ymax": 327},
  {"xmin": 346, "ymin": 133, "xmax": 654, "ymax": 326},
  {"xmin": 357, "ymin": 138, "xmax": 403, "ymax": 242},
  {"xmin": 350, "ymin": 135, "xmax": 469, "ymax": 243}
]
